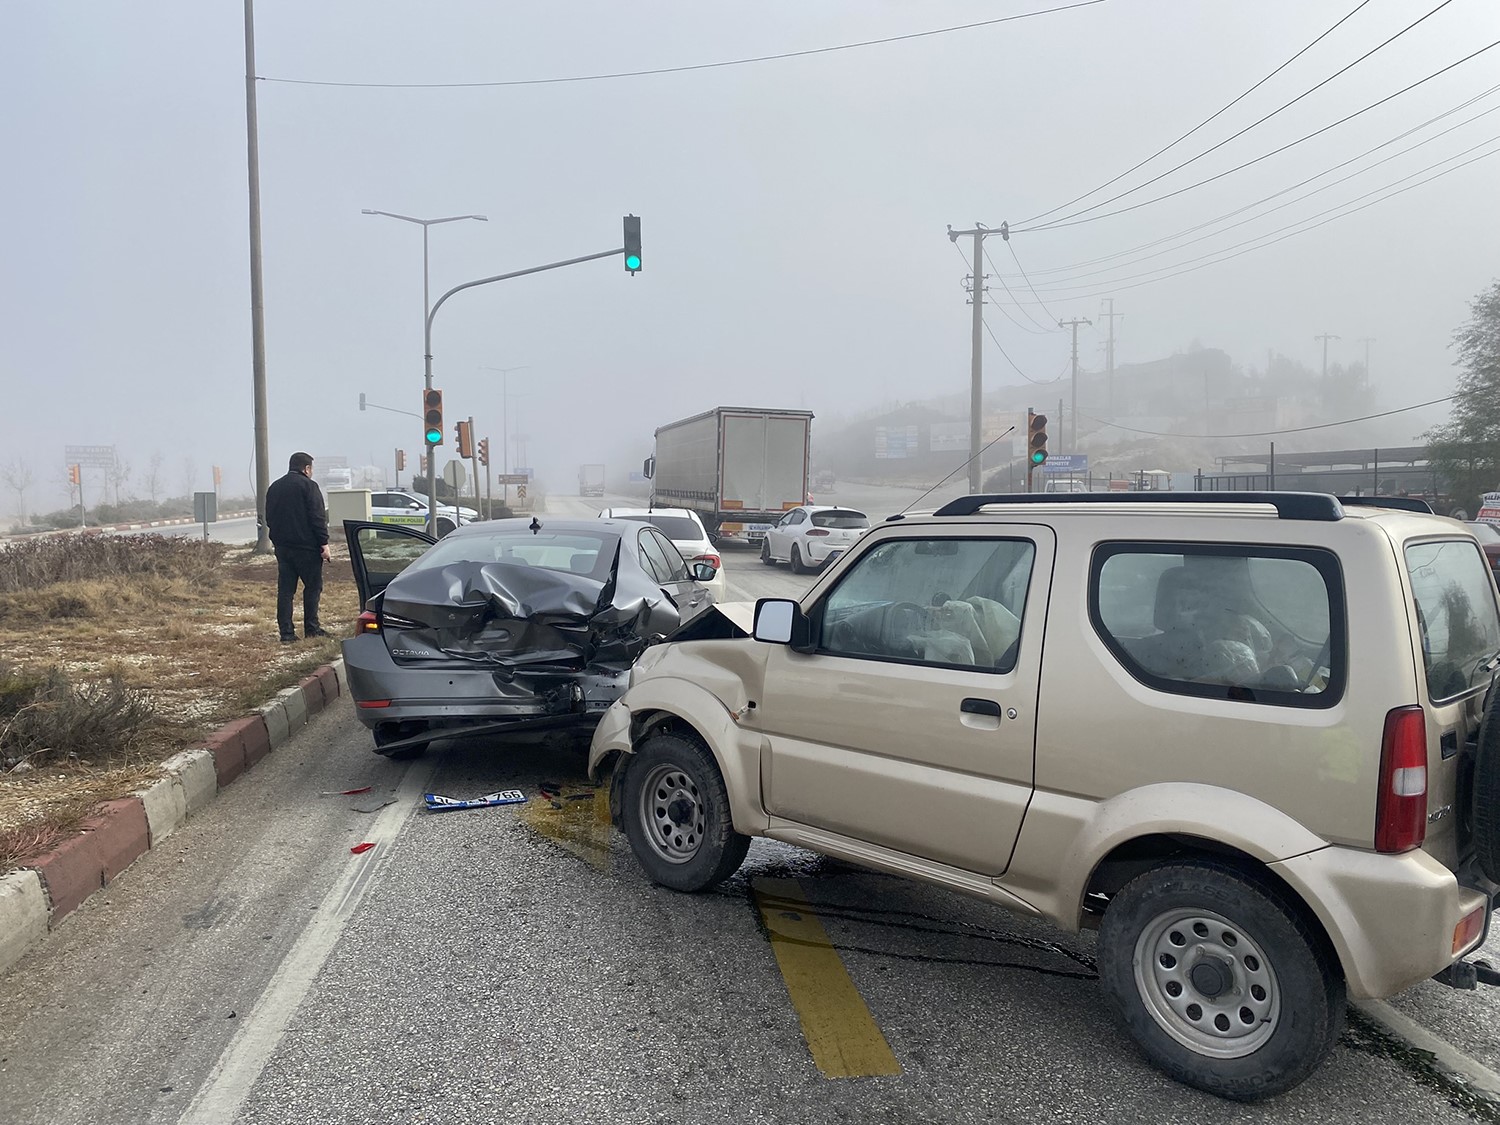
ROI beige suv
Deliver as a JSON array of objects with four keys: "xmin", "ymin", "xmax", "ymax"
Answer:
[{"xmin": 588, "ymin": 492, "xmax": 1500, "ymax": 1100}]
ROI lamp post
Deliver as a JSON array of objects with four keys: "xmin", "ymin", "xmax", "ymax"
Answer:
[
  {"xmin": 480, "ymin": 365, "xmax": 529, "ymax": 505},
  {"xmin": 362, "ymin": 210, "xmax": 488, "ymax": 534}
]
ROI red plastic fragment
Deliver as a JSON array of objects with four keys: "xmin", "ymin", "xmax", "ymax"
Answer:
[{"xmin": 350, "ymin": 842, "xmax": 375, "ymax": 855}]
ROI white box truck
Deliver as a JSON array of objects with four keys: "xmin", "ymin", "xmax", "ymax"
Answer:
[
  {"xmin": 644, "ymin": 407, "xmax": 813, "ymax": 543},
  {"xmin": 577, "ymin": 464, "xmax": 606, "ymax": 497}
]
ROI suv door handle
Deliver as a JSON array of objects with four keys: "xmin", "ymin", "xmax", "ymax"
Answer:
[{"xmin": 960, "ymin": 698, "xmax": 1001, "ymax": 718}]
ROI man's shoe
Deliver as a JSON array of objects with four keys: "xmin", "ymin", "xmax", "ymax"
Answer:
[
  {"xmin": 280, "ymin": 635, "xmax": 297, "ymax": 644},
  {"xmin": 305, "ymin": 627, "xmax": 333, "ymax": 639}
]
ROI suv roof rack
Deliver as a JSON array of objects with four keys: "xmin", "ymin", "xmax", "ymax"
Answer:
[
  {"xmin": 930, "ymin": 492, "xmax": 1344, "ymax": 522},
  {"xmin": 1335, "ymin": 495, "xmax": 1435, "ymax": 514}
]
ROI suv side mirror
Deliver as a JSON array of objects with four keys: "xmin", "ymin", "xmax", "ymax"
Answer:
[
  {"xmin": 691, "ymin": 561, "xmax": 718, "ymax": 583},
  {"xmin": 754, "ymin": 598, "xmax": 813, "ymax": 652}
]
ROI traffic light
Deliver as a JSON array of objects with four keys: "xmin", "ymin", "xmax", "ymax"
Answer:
[
  {"xmin": 68, "ymin": 464, "xmax": 80, "ymax": 485},
  {"xmin": 478, "ymin": 438, "xmax": 489, "ymax": 467},
  {"xmin": 455, "ymin": 419, "xmax": 473, "ymax": 459},
  {"xmin": 1028, "ymin": 411, "xmax": 1049, "ymax": 467},
  {"xmin": 623, "ymin": 214, "xmax": 641, "ymax": 274},
  {"xmin": 424, "ymin": 389, "xmax": 443, "ymax": 445},
  {"xmin": 395, "ymin": 449, "xmax": 406, "ymax": 472}
]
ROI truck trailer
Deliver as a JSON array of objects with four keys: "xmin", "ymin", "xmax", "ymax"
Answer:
[
  {"xmin": 577, "ymin": 463, "xmax": 606, "ymax": 497},
  {"xmin": 644, "ymin": 407, "xmax": 813, "ymax": 543}
]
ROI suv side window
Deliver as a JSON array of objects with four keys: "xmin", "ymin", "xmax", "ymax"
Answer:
[
  {"xmin": 814, "ymin": 538, "xmax": 1035, "ymax": 672},
  {"xmin": 1405, "ymin": 538, "xmax": 1500, "ymax": 701},
  {"xmin": 1091, "ymin": 543, "xmax": 1345, "ymax": 708}
]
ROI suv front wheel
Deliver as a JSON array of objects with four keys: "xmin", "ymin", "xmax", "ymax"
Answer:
[
  {"xmin": 621, "ymin": 732, "xmax": 750, "ymax": 892},
  {"xmin": 1098, "ymin": 861, "xmax": 1345, "ymax": 1101}
]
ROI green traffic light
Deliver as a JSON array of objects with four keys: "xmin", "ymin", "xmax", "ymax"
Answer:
[
  {"xmin": 1031, "ymin": 451, "xmax": 1047, "ymax": 465},
  {"xmin": 625, "ymin": 254, "xmax": 641, "ymax": 271},
  {"xmin": 425, "ymin": 428, "xmax": 442, "ymax": 444}
]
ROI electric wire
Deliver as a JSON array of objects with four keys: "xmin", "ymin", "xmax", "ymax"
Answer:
[
  {"xmin": 995, "ymin": 139, "xmax": 1500, "ymax": 304},
  {"xmin": 1077, "ymin": 396, "xmax": 1454, "ymax": 440},
  {"xmin": 981, "ymin": 245, "xmax": 1056, "ymax": 333},
  {"xmin": 1010, "ymin": 36, "xmax": 1500, "ymax": 234},
  {"xmin": 1022, "ymin": 127, "xmax": 1500, "ymax": 291},
  {"xmin": 1005, "ymin": 241, "xmax": 1064, "ymax": 322},
  {"xmin": 1018, "ymin": 0, "xmax": 1376, "ymax": 226},
  {"xmin": 258, "ymin": 0, "xmax": 1109, "ymax": 89},
  {"xmin": 1020, "ymin": 0, "xmax": 1457, "ymax": 231},
  {"xmin": 1010, "ymin": 81, "xmax": 1500, "ymax": 279},
  {"xmin": 984, "ymin": 318, "xmax": 1065, "ymax": 385}
]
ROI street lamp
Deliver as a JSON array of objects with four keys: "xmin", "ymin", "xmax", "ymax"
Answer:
[{"xmin": 362, "ymin": 209, "xmax": 488, "ymax": 533}]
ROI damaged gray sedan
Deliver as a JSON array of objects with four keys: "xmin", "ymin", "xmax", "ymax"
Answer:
[{"xmin": 341, "ymin": 517, "xmax": 718, "ymax": 758}]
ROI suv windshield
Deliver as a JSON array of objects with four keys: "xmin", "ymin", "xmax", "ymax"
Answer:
[
  {"xmin": 1405, "ymin": 539, "xmax": 1500, "ymax": 701},
  {"xmin": 811, "ymin": 510, "xmax": 869, "ymax": 529},
  {"xmin": 617, "ymin": 515, "xmax": 703, "ymax": 541}
]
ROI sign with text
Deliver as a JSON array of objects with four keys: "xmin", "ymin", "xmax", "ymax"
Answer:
[
  {"xmin": 64, "ymin": 444, "xmax": 117, "ymax": 469},
  {"xmin": 928, "ymin": 422, "xmax": 969, "ymax": 453},
  {"xmin": 495, "ymin": 473, "xmax": 530, "ymax": 485},
  {"xmin": 1042, "ymin": 454, "xmax": 1089, "ymax": 474},
  {"xmin": 1478, "ymin": 492, "xmax": 1500, "ymax": 524}
]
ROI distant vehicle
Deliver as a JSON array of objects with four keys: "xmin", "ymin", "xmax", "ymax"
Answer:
[
  {"xmin": 760, "ymin": 505, "xmax": 870, "ymax": 573},
  {"xmin": 1043, "ymin": 479, "xmax": 1090, "ymax": 494},
  {"xmin": 368, "ymin": 489, "xmax": 478, "ymax": 537},
  {"xmin": 1466, "ymin": 521, "xmax": 1500, "ymax": 577},
  {"xmin": 578, "ymin": 464, "xmax": 606, "ymax": 497},
  {"xmin": 644, "ymin": 407, "xmax": 814, "ymax": 544},
  {"xmin": 341, "ymin": 517, "xmax": 719, "ymax": 758},
  {"xmin": 812, "ymin": 469, "xmax": 836, "ymax": 493},
  {"xmin": 598, "ymin": 506, "xmax": 726, "ymax": 602}
]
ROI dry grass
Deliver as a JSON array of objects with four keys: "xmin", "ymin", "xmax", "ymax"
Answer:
[{"xmin": 0, "ymin": 541, "xmax": 360, "ymax": 871}]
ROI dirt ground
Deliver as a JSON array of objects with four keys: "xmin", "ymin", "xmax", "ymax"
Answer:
[{"xmin": 0, "ymin": 544, "xmax": 362, "ymax": 869}]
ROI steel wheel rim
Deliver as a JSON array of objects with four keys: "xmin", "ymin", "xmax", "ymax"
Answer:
[
  {"xmin": 1132, "ymin": 906, "xmax": 1281, "ymax": 1058},
  {"xmin": 638, "ymin": 762, "xmax": 706, "ymax": 865}
]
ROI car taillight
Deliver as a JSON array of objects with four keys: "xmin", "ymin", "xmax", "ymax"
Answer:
[
  {"xmin": 692, "ymin": 553, "xmax": 721, "ymax": 571},
  {"xmin": 357, "ymin": 610, "xmax": 380, "ymax": 634},
  {"xmin": 1375, "ymin": 706, "xmax": 1427, "ymax": 853},
  {"xmin": 806, "ymin": 529, "xmax": 830, "ymax": 537}
]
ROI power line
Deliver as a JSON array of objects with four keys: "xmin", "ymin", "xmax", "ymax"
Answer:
[
  {"xmin": 1009, "ymin": 82, "xmax": 1500, "ymax": 280},
  {"xmin": 981, "ymin": 245, "xmax": 1055, "ymax": 333},
  {"xmin": 1018, "ymin": 0, "xmax": 1376, "ymax": 226},
  {"xmin": 1005, "ymin": 241, "xmax": 1064, "ymax": 322},
  {"xmin": 1011, "ymin": 36, "xmax": 1500, "ymax": 234},
  {"xmin": 1077, "ymin": 396, "xmax": 1454, "ymax": 440},
  {"xmin": 258, "ymin": 0, "xmax": 1109, "ymax": 89},
  {"xmin": 982, "ymin": 318, "xmax": 1064, "ymax": 385}
]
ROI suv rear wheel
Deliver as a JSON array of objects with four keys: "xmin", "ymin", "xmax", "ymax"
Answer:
[
  {"xmin": 621, "ymin": 732, "xmax": 749, "ymax": 892},
  {"xmin": 1098, "ymin": 861, "xmax": 1345, "ymax": 1101}
]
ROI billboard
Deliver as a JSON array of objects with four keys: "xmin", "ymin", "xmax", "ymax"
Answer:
[
  {"xmin": 928, "ymin": 422, "xmax": 969, "ymax": 453},
  {"xmin": 875, "ymin": 425, "xmax": 919, "ymax": 459}
]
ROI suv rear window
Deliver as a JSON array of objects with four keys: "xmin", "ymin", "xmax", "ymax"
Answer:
[
  {"xmin": 811, "ymin": 510, "xmax": 869, "ymax": 529},
  {"xmin": 1405, "ymin": 539, "xmax": 1500, "ymax": 702},
  {"xmin": 1090, "ymin": 544, "xmax": 1345, "ymax": 707}
]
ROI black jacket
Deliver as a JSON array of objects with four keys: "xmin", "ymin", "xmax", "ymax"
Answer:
[{"xmin": 265, "ymin": 470, "xmax": 328, "ymax": 549}]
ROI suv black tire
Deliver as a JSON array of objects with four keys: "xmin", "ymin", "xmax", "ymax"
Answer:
[
  {"xmin": 1473, "ymin": 679, "xmax": 1500, "ymax": 882},
  {"xmin": 1099, "ymin": 861, "xmax": 1345, "ymax": 1101},
  {"xmin": 620, "ymin": 732, "xmax": 749, "ymax": 892},
  {"xmin": 760, "ymin": 538, "xmax": 776, "ymax": 566},
  {"xmin": 790, "ymin": 545, "xmax": 807, "ymax": 575}
]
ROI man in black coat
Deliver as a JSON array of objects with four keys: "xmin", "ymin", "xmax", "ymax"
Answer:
[{"xmin": 265, "ymin": 451, "xmax": 331, "ymax": 642}]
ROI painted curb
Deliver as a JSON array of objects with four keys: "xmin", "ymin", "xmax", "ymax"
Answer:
[{"xmin": 0, "ymin": 658, "xmax": 344, "ymax": 980}]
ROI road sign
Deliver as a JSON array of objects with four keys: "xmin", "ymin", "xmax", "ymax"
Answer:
[
  {"xmin": 513, "ymin": 467, "xmax": 534, "ymax": 480},
  {"xmin": 443, "ymin": 460, "xmax": 467, "ymax": 489},
  {"xmin": 516, "ymin": 484, "xmax": 528, "ymax": 501},
  {"xmin": 496, "ymin": 473, "xmax": 529, "ymax": 485},
  {"xmin": 64, "ymin": 444, "xmax": 117, "ymax": 469},
  {"xmin": 1042, "ymin": 454, "xmax": 1089, "ymax": 474}
]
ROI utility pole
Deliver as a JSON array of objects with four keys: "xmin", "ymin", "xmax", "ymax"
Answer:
[
  {"xmin": 1358, "ymin": 336, "xmax": 1375, "ymax": 385},
  {"xmin": 467, "ymin": 415, "xmax": 480, "ymax": 509},
  {"xmin": 1100, "ymin": 299, "xmax": 1123, "ymax": 416},
  {"xmin": 1315, "ymin": 333, "xmax": 1340, "ymax": 381},
  {"xmin": 1059, "ymin": 316, "xmax": 1092, "ymax": 451},
  {"xmin": 948, "ymin": 223, "xmax": 1001, "ymax": 492},
  {"xmin": 243, "ymin": 0, "xmax": 271, "ymax": 553}
]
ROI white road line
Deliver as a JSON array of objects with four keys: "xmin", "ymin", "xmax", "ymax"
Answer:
[
  {"xmin": 1353, "ymin": 998, "xmax": 1500, "ymax": 1099},
  {"xmin": 178, "ymin": 759, "xmax": 436, "ymax": 1125}
]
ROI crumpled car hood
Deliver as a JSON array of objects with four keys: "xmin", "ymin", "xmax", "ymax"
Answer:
[{"xmin": 380, "ymin": 545, "xmax": 667, "ymax": 669}]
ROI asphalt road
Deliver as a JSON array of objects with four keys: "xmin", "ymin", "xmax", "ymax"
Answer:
[{"xmin": 2, "ymin": 488, "xmax": 1498, "ymax": 1123}]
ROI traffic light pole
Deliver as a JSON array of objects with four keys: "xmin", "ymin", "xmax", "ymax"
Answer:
[
  {"xmin": 467, "ymin": 416, "xmax": 480, "ymax": 511},
  {"xmin": 423, "ymin": 245, "xmax": 630, "ymax": 533}
]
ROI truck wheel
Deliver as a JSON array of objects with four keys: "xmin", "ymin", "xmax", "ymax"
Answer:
[
  {"xmin": 1098, "ymin": 861, "xmax": 1344, "ymax": 1101},
  {"xmin": 790, "ymin": 545, "xmax": 807, "ymax": 575},
  {"xmin": 1473, "ymin": 680, "xmax": 1500, "ymax": 882},
  {"xmin": 760, "ymin": 538, "xmax": 775, "ymax": 566},
  {"xmin": 621, "ymin": 732, "xmax": 749, "ymax": 892}
]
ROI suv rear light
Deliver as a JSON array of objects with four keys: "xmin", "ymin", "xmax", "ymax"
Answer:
[
  {"xmin": 1376, "ymin": 706, "xmax": 1427, "ymax": 853},
  {"xmin": 357, "ymin": 610, "xmax": 380, "ymax": 634},
  {"xmin": 1453, "ymin": 904, "xmax": 1486, "ymax": 955},
  {"xmin": 692, "ymin": 553, "xmax": 721, "ymax": 571},
  {"xmin": 806, "ymin": 529, "xmax": 830, "ymax": 537}
]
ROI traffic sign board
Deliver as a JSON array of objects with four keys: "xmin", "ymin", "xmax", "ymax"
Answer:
[
  {"xmin": 443, "ymin": 461, "xmax": 467, "ymax": 488},
  {"xmin": 1042, "ymin": 454, "xmax": 1088, "ymax": 474},
  {"xmin": 496, "ymin": 473, "xmax": 529, "ymax": 485}
]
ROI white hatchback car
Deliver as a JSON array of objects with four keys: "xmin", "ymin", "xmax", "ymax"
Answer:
[
  {"xmin": 761, "ymin": 505, "xmax": 870, "ymax": 573},
  {"xmin": 598, "ymin": 507, "xmax": 727, "ymax": 603}
]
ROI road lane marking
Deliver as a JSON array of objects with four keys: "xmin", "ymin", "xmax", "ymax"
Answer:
[
  {"xmin": 1353, "ymin": 999, "xmax": 1500, "ymax": 1100},
  {"xmin": 752, "ymin": 875, "xmax": 902, "ymax": 1079},
  {"xmin": 178, "ymin": 758, "xmax": 436, "ymax": 1125}
]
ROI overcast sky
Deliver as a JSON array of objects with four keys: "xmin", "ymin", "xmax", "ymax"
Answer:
[{"xmin": 3, "ymin": 0, "xmax": 1498, "ymax": 510}]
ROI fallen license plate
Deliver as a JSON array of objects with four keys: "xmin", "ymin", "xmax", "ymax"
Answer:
[{"xmin": 424, "ymin": 790, "xmax": 527, "ymax": 812}]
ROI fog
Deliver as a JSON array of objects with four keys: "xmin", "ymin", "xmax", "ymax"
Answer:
[{"xmin": 2, "ymin": 1, "xmax": 1497, "ymax": 514}]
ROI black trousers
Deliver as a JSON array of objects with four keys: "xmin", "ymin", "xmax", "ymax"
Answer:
[{"xmin": 276, "ymin": 548, "xmax": 324, "ymax": 638}]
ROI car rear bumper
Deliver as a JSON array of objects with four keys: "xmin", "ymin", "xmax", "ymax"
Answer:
[
  {"xmin": 804, "ymin": 539, "xmax": 854, "ymax": 564},
  {"xmin": 340, "ymin": 633, "xmax": 628, "ymax": 731},
  {"xmin": 1271, "ymin": 845, "xmax": 1499, "ymax": 998}
]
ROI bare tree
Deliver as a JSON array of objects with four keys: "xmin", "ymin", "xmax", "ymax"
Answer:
[
  {"xmin": 180, "ymin": 457, "xmax": 197, "ymax": 499},
  {"xmin": 1, "ymin": 459, "xmax": 33, "ymax": 526},
  {"xmin": 144, "ymin": 451, "xmax": 165, "ymax": 504},
  {"xmin": 107, "ymin": 457, "xmax": 132, "ymax": 506}
]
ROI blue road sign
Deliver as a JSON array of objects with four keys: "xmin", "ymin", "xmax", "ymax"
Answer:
[{"xmin": 1042, "ymin": 454, "xmax": 1089, "ymax": 474}]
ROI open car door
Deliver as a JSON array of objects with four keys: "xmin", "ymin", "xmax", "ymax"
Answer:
[{"xmin": 344, "ymin": 520, "xmax": 436, "ymax": 610}]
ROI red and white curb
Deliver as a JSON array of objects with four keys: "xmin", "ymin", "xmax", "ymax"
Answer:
[{"xmin": 0, "ymin": 659, "xmax": 346, "ymax": 979}]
